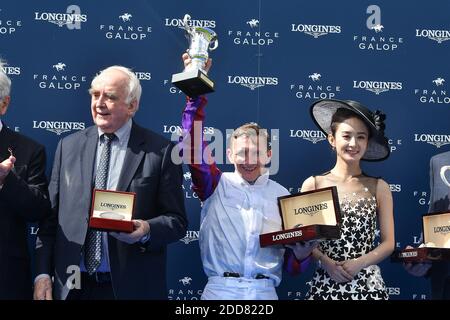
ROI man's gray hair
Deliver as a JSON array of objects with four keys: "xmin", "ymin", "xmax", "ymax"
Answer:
[
  {"xmin": 0, "ymin": 60, "xmax": 12, "ymax": 99},
  {"xmin": 91, "ymin": 65, "xmax": 142, "ymax": 110}
]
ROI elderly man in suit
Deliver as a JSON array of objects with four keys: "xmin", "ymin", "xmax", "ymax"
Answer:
[
  {"xmin": 33, "ymin": 65, "xmax": 187, "ymax": 300},
  {"xmin": 0, "ymin": 61, "xmax": 50, "ymax": 299},
  {"xmin": 404, "ymin": 151, "xmax": 450, "ymax": 300}
]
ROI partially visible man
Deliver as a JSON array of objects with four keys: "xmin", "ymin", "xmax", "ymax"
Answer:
[
  {"xmin": 404, "ymin": 151, "xmax": 450, "ymax": 299},
  {"xmin": 0, "ymin": 60, "xmax": 50, "ymax": 299},
  {"xmin": 34, "ymin": 66, "xmax": 187, "ymax": 300}
]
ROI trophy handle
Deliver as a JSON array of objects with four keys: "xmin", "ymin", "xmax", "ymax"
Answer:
[{"xmin": 209, "ymin": 38, "xmax": 218, "ymax": 51}]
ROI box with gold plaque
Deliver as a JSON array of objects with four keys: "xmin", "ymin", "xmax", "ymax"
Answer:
[
  {"xmin": 259, "ymin": 186, "xmax": 342, "ymax": 247},
  {"xmin": 89, "ymin": 189, "xmax": 136, "ymax": 233},
  {"xmin": 392, "ymin": 211, "xmax": 450, "ymax": 263}
]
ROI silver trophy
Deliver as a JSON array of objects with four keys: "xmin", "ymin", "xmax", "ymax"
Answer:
[{"xmin": 172, "ymin": 14, "xmax": 218, "ymax": 97}]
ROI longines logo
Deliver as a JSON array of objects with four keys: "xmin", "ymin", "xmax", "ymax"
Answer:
[
  {"xmin": 33, "ymin": 120, "xmax": 85, "ymax": 135},
  {"xmin": 0, "ymin": 65, "xmax": 20, "ymax": 76},
  {"xmin": 294, "ymin": 203, "xmax": 327, "ymax": 216},
  {"xmin": 416, "ymin": 28, "xmax": 450, "ymax": 44},
  {"xmin": 33, "ymin": 63, "xmax": 87, "ymax": 90},
  {"xmin": 163, "ymin": 124, "xmax": 214, "ymax": 136},
  {"xmin": 99, "ymin": 12, "xmax": 152, "ymax": 40},
  {"xmin": 289, "ymin": 129, "xmax": 326, "ymax": 144},
  {"xmin": 165, "ymin": 16, "xmax": 216, "ymax": 29},
  {"xmin": 134, "ymin": 71, "xmax": 151, "ymax": 81},
  {"xmin": 34, "ymin": 5, "xmax": 87, "ymax": 30},
  {"xmin": 228, "ymin": 75, "xmax": 278, "ymax": 90},
  {"xmin": 414, "ymin": 133, "xmax": 450, "ymax": 148},
  {"xmin": 0, "ymin": 9, "xmax": 23, "ymax": 35},
  {"xmin": 227, "ymin": 18, "xmax": 279, "ymax": 46},
  {"xmin": 289, "ymin": 73, "xmax": 341, "ymax": 99},
  {"xmin": 434, "ymin": 225, "xmax": 450, "ymax": 235},
  {"xmin": 290, "ymin": 23, "xmax": 341, "ymax": 38},
  {"xmin": 414, "ymin": 77, "xmax": 449, "ymax": 104},
  {"xmin": 179, "ymin": 230, "xmax": 199, "ymax": 245},
  {"xmin": 389, "ymin": 184, "xmax": 402, "ymax": 192},
  {"xmin": 387, "ymin": 287, "xmax": 400, "ymax": 296},
  {"xmin": 353, "ymin": 5, "xmax": 403, "ymax": 51},
  {"xmin": 353, "ymin": 80, "xmax": 402, "ymax": 95}
]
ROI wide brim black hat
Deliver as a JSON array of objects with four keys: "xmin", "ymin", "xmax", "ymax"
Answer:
[{"xmin": 310, "ymin": 99, "xmax": 390, "ymax": 161}]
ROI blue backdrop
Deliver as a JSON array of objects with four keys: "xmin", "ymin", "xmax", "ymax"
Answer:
[{"xmin": 1, "ymin": 0, "xmax": 449, "ymax": 300}]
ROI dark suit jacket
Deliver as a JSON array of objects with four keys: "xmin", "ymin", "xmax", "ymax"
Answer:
[
  {"xmin": 36, "ymin": 122, "xmax": 187, "ymax": 300},
  {"xmin": 0, "ymin": 125, "xmax": 50, "ymax": 299},
  {"xmin": 428, "ymin": 151, "xmax": 450, "ymax": 299}
]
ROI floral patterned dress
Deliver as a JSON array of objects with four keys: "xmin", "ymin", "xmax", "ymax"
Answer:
[{"xmin": 306, "ymin": 173, "xmax": 389, "ymax": 300}]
